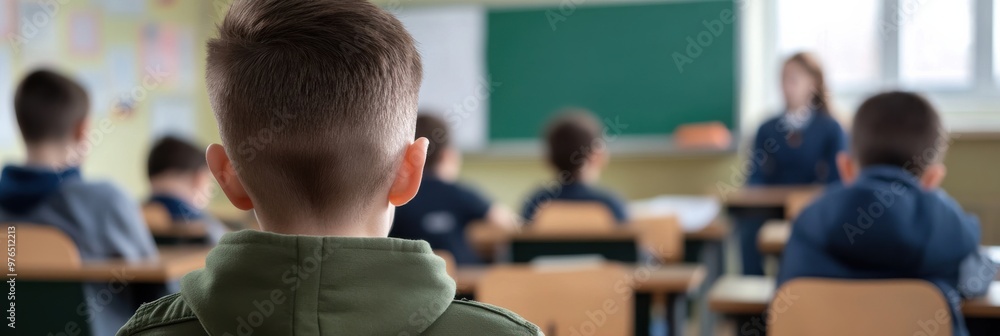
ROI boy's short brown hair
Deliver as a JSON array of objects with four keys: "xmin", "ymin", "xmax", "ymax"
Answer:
[
  {"xmin": 207, "ymin": 0, "xmax": 422, "ymax": 218},
  {"xmin": 415, "ymin": 114, "xmax": 450, "ymax": 173},
  {"xmin": 852, "ymin": 92, "xmax": 945, "ymax": 176},
  {"xmin": 545, "ymin": 110, "xmax": 603, "ymax": 180},
  {"xmin": 148, "ymin": 136, "xmax": 207, "ymax": 179},
  {"xmin": 14, "ymin": 70, "xmax": 89, "ymax": 144}
]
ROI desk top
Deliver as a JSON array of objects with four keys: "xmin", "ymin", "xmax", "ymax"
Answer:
[
  {"xmin": 18, "ymin": 246, "xmax": 211, "ymax": 283},
  {"xmin": 456, "ymin": 263, "xmax": 705, "ymax": 295},
  {"xmin": 709, "ymin": 276, "xmax": 1000, "ymax": 318},
  {"xmin": 723, "ymin": 185, "xmax": 823, "ymax": 208}
]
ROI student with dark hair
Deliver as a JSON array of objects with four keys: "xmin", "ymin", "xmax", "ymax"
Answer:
[
  {"xmin": 118, "ymin": 1, "xmax": 539, "ymax": 335},
  {"xmin": 738, "ymin": 52, "xmax": 848, "ymax": 275},
  {"xmin": 390, "ymin": 114, "xmax": 518, "ymax": 265},
  {"xmin": 0, "ymin": 69, "xmax": 158, "ymax": 336},
  {"xmin": 777, "ymin": 92, "xmax": 997, "ymax": 336},
  {"xmin": 521, "ymin": 110, "xmax": 628, "ymax": 224},
  {"xmin": 146, "ymin": 136, "xmax": 228, "ymax": 244}
]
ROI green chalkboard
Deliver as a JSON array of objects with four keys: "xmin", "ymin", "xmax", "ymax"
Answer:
[{"xmin": 487, "ymin": 0, "xmax": 736, "ymax": 141}]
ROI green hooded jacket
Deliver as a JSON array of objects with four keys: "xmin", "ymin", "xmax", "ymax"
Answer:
[{"xmin": 116, "ymin": 230, "xmax": 540, "ymax": 335}]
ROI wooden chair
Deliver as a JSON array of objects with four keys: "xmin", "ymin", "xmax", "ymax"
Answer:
[
  {"xmin": 630, "ymin": 215, "xmax": 683, "ymax": 263},
  {"xmin": 13, "ymin": 224, "xmax": 92, "ymax": 336},
  {"xmin": 16, "ymin": 223, "xmax": 81, "ymax": 268},
  {"xmin": 142, "ymin": 202, "xmax": 173, "ymax": 232},
  {"xmin": 477, "ymin": 264, "xmax": 633, "ymax": 336},
  {"xmin": 531, "ymin": 201, "xmax": 617, "ymax": 233},
  {"xmin": 785, "ymin": 189, "xmax": 821, "ymax": 220},
  {"xmin": 433, "ymin": 249, "xmax": 457, "ymax": 281},
  {"xmin": 770, "ymin": 279, "xmax": 952, "ymax": 336}
]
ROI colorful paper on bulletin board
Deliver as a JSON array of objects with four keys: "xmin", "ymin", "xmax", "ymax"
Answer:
[
  {"xmin": 68, "ymin": 12, "xmax": 101, "ymax": 56},
  {"xmin": 0, "ymin": 49, "xmax": 17, "ymax": 146},
  {"xmin": 100, "ymin": 0, "xmax": 146, "ymax": 15},
  {"xmin": 108, "ymin": 47, "xmax": 139, "ymax": 119},
  {"xmin": 0, "ymin": 0, "xmax": 16, "ymax": 37},
  {"xmin": 17, "ymin": 0, "xmax": 60, "ymax": 60},
  {"xmin": 141, "ymin": 23, "xmax": 191, "ymax": 89},
  {"xmin": 151, "ymin": 97, "xmax": 196, "ymax": 139}
]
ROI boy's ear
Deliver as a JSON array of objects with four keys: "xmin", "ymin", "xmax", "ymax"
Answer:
[
  {"xmin": 72, "ymin": 117, "xmax": 91, "ymax": 144},
  {"xmin": 206, "ymin": 144, "xmax": 254, "ymax": 211},
  {"xmin": 836, "ymin": 152, "xmax": 858, "ymax": 186},
  {"xmin": 920, "ymin": 163, "xmax": 947, "ymax": 190},
  {"xmin": 388, "ymin": 137, "xmax": 429, "ymax": 206}
]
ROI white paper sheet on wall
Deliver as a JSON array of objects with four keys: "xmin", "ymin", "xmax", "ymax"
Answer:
[
  {"xmin": 77, "ymin": 69, "xmax": 113, "ymax": 118},
  {"xmin": 0, "ymin": 48, "xmax": 16, "ymax": 147},
  {"xmin": 151, "ymin": 97, "xmax": 196, "ymax": 139},
  {"xmin": 396, "ymin": 6, "xmax": 488, "ymax": 150}
]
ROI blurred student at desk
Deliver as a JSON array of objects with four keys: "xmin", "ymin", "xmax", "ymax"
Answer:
[
  {"xmin": 737, "ymin": 52, "xmax": 847, "ymax": 275},
  {"xmin": 146, "ymin": 136, "xmax": 229, "ymax": 244},
  {"xmin": 391, "ymin": 114, "xmax": 519, "ymax": 265},
  {"xmin": 0, "ymin": 70, "xmax": 160, "ymax": 336},
  {"xmin": 522, "ymin": 109, "xmax": 629, "ymax": 224}
]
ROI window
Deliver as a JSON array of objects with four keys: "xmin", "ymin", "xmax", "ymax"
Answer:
[
  {"xmin": 776, "ymin": 0, "xmax": 881, "ymax": 91},
  {"xmin": 775, "ymin": 0, "xmax": 998, "ymax": 97},
  {"xmin": 899, "ymin": 0, "xmax": 975, "ymax": 88}
]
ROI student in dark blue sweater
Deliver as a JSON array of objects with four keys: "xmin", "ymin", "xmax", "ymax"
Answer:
[
  {"xmin": 739, "ymin": 52, "xmax": 847, "ymax": 275},
  {"xmin": 390, "ymin": 114, "xmax": 518, "ymax": 265},
  {"xmin": 522, "ymin": 110, "xmax": 629, "ymax": 224},
  {"xmin": 777, "ymin": 92, "xmax": 997, "ymax": 336},
  {"xmin": 146, "ymin": 136, "xmax": 228, "ymax": 244}
]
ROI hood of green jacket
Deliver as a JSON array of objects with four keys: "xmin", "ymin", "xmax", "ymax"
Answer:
[{"xmin": 180, "ymin": 230, "xmax": 456, "ymax": 336}]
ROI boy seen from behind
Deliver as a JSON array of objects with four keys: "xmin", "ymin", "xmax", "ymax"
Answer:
[
  {"xmin": 390, "ymin": 114, "xmax": 518, "ymax": 265},
  {"xmin": 777, "ymin": 92, "xmax": 998, "ymax": 336},
  {"xmin": 146, "ymin": 136, "xmax": 228, "ymax": 244},
  {"xmin": 522, "ymin": 110, "xmax": 629, "ymax": 224},
  {"xmin": 118, "ymin": 1, "xmax": 539, "ymax": 335},
  {"xmin": 0, "ymin": 70, "xmax": 158, "ymax": 336}
]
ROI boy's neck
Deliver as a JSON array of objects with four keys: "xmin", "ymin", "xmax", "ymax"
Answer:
[
  {"xmin": 25, "ymin": 142, "xmax": 79, "ymax": 170},
  {"xmin": 255, "ymin": 205, "xmax": 393, "ymax": 237}
]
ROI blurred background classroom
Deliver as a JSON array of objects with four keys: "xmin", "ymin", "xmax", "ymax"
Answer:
[{"xmin": 3, "ymin": 0, "xmax": 1000, "ymax": 336}]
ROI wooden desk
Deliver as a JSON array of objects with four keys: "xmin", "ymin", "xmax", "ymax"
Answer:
[
  {"xmin": 757, "ymin": 220, "xmax": 791, "ymax": 255},
  {"xmin": 456, "ymin": 263, "xmax": 704, "ymax": 295},
  {"xmin": 19, "ymin": 246, "xmax": 211, "ymax": 283},
  {"xmin": 724, "ymin": 185, "xmax": 823, "ymax": 224},
  {"xmin": 709, "ymin": 276, "xmax": 1000, "ymax": 318},
  {"xmin": 459, "ymin": 264, "xmax": 705, "ymax": 336}
]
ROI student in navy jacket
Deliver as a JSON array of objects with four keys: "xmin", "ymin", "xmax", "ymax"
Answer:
[
  {"xmin": 777, "ymin": 92, "xmax": 997, "ymax": 336},
  {"xmin": 0, "ymin": 70, "xmax": 161, "ymax": 336},
  {"xmin": 146, "ymin": 136, "xmax": 228, "ymax": 244},
  {"xmin": 390, "ymin": 114, "xmax": 519, "ymax": 265},
  {"xmin": 522, "ymin": 110, "xmax": 629, "ymax": 224},
  {"xmin": 739, "ymin": 52, "xmax": 847, "ymax": 275}
]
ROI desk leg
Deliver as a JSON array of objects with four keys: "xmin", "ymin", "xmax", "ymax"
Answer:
[
  {"xmin": 731, "ymin": 314, "xmax": 767, "ymax": 336},
  {"xmin": 635, "ymin": 293, "xmax": 652, "ymax": 336},
  {"xmin": 699, "ymin": 240, "xmax": 725, "ymax": 336},
  {"xmin": 666, "ymin": 293, "xmax": 687, "ymax": 336}
]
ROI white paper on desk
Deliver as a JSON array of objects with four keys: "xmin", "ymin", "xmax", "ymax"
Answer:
[{"xmin": 629, "ymin": 195, "xmax": 721, "ymax": 232}]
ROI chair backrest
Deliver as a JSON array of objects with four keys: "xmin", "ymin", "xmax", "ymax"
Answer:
[
  {"xmin": 478, "ymin": 264, "xmax": 633, "ymax": 336},
  {"xmin": 630, "ymin": 215, "xmax": 683, "ymax": 263},
  {"xmin": 14, "ymin": 224, "xmax": 81, "ymax": 269},
  {"xmin": 433, "ymin": 249, "xmax": 457, "ymax": 281},
  {"xmin": 674, "ymin": 121, "xmax": 732, "ymax": 150},
  {"xmin": 785, "ymin": 189, "xmax": 821, "ymax": 220},
  {"xmin": 142, "ymin": 202, "xmax": 173, "ymax": 232},
  {"xmin": 770, "ymin": 279, "xmax": 953, "ymax": 336},
  {"xmin": 531, "ymin": 201, "xmax": 617, "ymax": 233}
]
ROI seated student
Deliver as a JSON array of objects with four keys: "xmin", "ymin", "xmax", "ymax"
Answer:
[
  {"xmin": 146, "ymin": 136, "xmax": 228, "ymax": 244},
  {"xmin": 777, "ymin": 92, "xmax": 998, "ymax": 336},
  {"xmin": 0, "ymin": 70, "xmax": 159, "ymax": 336},
  {"xmin": 390, "ymin": 114, "xmax": 518, "ymax": 265},
  {"xmin": 522, "ymin": 110, "xmax": 628, "ymax": 224},
  {"xmin": 118, "ymin": 1, "xmax": 539, "ymax": 335}
]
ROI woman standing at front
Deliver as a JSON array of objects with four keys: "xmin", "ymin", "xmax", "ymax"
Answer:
[{"xmin": 739, "ymin": 52, "xmax": 847, "ymax": 275}]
